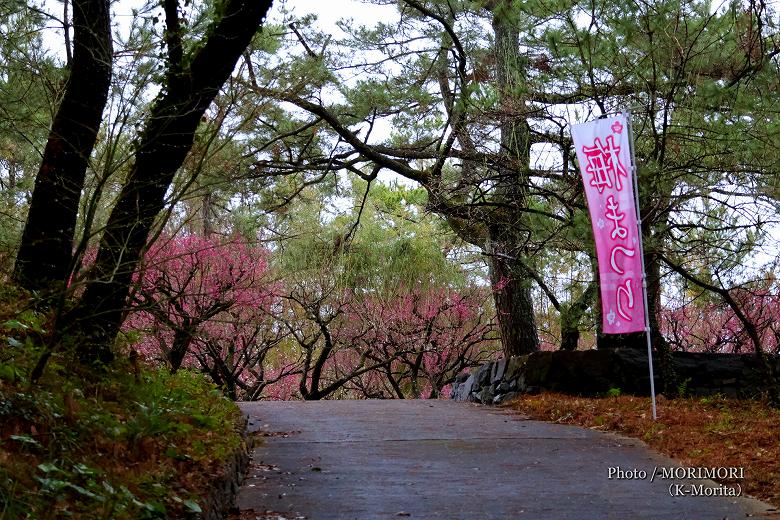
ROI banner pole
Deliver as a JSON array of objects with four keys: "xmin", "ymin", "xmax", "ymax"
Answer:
[{"xmin": 625, "ymin": 110, "xmax": 657, "ymax": 420}]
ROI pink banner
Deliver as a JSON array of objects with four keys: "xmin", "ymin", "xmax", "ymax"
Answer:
[{"xmin": 572, "ymin": 115, "xmax": 646, "ymax": 334}]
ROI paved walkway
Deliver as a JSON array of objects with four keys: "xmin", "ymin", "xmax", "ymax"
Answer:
[{"xmin": 236, "ymin": 400, "xmax": 776, "ymax": 519}]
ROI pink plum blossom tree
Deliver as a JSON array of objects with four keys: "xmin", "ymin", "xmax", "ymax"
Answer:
[{"xmin": 124, "ymin": 235, "xmax": 287, "ymax": 399}]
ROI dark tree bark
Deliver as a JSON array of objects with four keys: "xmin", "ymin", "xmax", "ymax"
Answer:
[
  {"xmin": 431, "ymin": 0, "xmax": 540, "ymax": 358},
  {"xmin": 560, "ymin": 281, "xmax": 597, "ymax": 351},
  {"xmin": 486, "ymin": 235, "xmax": 539, "ymax": 355},
  {"xmin": 13, "ymin": 0, "xmax": 112, "ymax": 291},
  {"xmin": 660, "ymin": 253, "xmax": 779, "ymax": 405},
  {"xmin": 485, "ymin": 3, "xmax": 539, "ymax": 356},
  {"xmin": 645, "ymin": 245, "xmax": 678, "ymax": 394},
  {"xmin": 644, "ymin": 249, "xmax": 667, "ymax": 351},
  {"xmin": 65, "ymin": 0, "xmax": 274, "ymax": 364}
]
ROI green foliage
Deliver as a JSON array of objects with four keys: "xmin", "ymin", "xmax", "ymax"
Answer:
[
  {"xmin": 274, "ymin": 179, "xmax": 474, "ymax": 295},
  {"xmin": 0, "ymin": 6, "xmax": 60, "ymax": 271},
  {"xmin": 0, "ymin": 292, "xmax": 245, "ymax": 519},
  {"xmin": 0, "ymin": 0, "xmax": 777, "ymax": 408},
  {"xmin": 677, "ymin": 377, "xmax": 693, "ymax": 399}
]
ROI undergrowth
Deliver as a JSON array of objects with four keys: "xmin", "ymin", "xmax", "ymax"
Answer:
[{"xmin": 0, "ymin": 286, "xmax": 245, "ymax": 519}]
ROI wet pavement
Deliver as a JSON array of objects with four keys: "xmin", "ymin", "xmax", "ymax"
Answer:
[{"xmin": 236, "ymin": 400, "xmax": 776, "ymax": 519}]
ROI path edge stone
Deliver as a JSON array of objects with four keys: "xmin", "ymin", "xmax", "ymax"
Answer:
[{"xmin": 199, "ymin": 415, "xmax": 252, "ymax": 520}]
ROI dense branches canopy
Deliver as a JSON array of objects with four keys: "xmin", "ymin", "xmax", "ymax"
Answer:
[{"xmin": 1, "ymin": 0, "xmax": 778, "ymax": 399}]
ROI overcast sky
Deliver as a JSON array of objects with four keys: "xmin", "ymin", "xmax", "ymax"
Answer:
[
  {"xmin": 37, "ymin": 0, "xmax": 397, "ymax": 58},
  {"xmin": 276, "ymin": 0, "xmax": 397, "ymax": 34}
]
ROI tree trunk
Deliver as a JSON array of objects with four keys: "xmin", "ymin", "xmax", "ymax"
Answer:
[
  {"xmin": 560, "ymin": 326, "xmax": 580, "ymax": 352},
  {"xmin": 560, "ymin": 281, "xmax": 596, "ymax": 351},
  {"xmin": 65, "ymin": 0, "xmax": 274, "ymax": 364},
  {"xmin": 644, "ymin": 246, "xmax": 678, "ymax": 394},
  {"xmin": 13, "ymin": 0, "xmax": 112, "ymax": 291},
  {"xmin": 487, "ymin": 5, "xmax": 539, "ymax": 357},
  {"xmin": 169, "ymin": 327, "xmax": 195, "ymax": 373},
  {"xmin": 487, "ymin": 236, "xmax": 539, "ymax": 356},
  {"xmin": 644, "ymin": 249, "xmax": 667, "ymax": 351}
]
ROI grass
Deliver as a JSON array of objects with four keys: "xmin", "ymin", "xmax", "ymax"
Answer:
[
  {"xmin": 506, "ymin": 392, "xmax": 780, "ymax": 507},
  {"xmin": 0, "ymin": 287, "xmax": 246, "ymax": 519}
]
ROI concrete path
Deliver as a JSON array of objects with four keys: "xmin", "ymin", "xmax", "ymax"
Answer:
[{"xmin": 236, "ymin": 400, "xmax": 776, "ymax": 520}]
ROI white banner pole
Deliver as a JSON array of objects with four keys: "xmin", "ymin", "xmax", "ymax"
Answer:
[{"xmin": 625, "ymin": 110, "xmax": 657, "ymax": 420}]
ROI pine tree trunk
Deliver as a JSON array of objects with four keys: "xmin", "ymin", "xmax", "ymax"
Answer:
[
  {"xmin": 559, "ymin": 281, "xmax": 596, "ymax": 351},
  {"xmin": 487, "ymin": 3, "xmax": 540, "ymax": 357},
  {"xmin": 13, "ymin": 0, "xmax": 112, "ymax": 290},
  {"xmin": 644, "ymin": 249, "xmax": 666, "ymax": 349},
  {"xmin": 645, "ymin": 246, "xmax": 678, "ymax": 394},
  {"xmin": 64, "ymin": 0, "xmax": 274, "ymax": 364},
  {"xmin": 487, "ymin": 237, "xmax": 539, "ymax": 356}
]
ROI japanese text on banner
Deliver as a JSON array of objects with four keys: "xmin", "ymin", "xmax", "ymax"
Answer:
[{"xmin": 571, "ymin": 115, "xmax": 646, "ymax": 334}]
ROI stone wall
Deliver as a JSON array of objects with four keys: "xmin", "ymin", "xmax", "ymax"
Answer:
[
  {"xmin": 199, "ymin": 416, "xmax": 251, "ymax": 520},
  {"xmin": 451, "ymin": 350, "xmax": 780, "ymax": 404}
]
